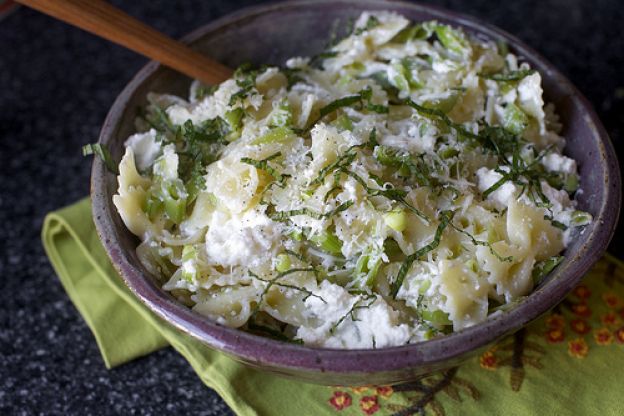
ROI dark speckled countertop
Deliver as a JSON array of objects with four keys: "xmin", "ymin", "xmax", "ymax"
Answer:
[{"xmin": 1, "ymin": 0, "xmax": 622, "ymax": 414}]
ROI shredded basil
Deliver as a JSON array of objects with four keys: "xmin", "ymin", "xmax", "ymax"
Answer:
[
  {"xmin": 374, "ymin": 145, "xmax": 431, "ymax": 187},
  {"xmin": 310, "ymin": 151, "xmax": 357, "ymax": 186},
  {"xmin": 250, "ymin": 268, "xmax": 324, "ymax": 315},
  {"xmin": 353, "ymin": 16, "xmax": 380, "ymax": 36},
  {"xmin": 268, "ymin": 201, "xmax": 354, "ymax": 222},
  {"xmin": 82, "ymin": 143, "xmax": 119, "ymax": 174},
  {"xmin": 339, "ymin": 169, "xmax": 430, "ymax": 222},
  {"xmin": 482, "ymin": 144, "xmax": 555, "ymax": 207},
  {"xmin": 405, "ymin": 98, "xmax": 480, "ymax": 142},
  {"xmin": 544, "ymin": 216, "xmax": 568, "ymax": 231},
  {"xmin": 241, "ymin": 152, "xmax": 288, "ymax": 184},
  {"xmin": 281, "ymin": 67, "xmax": 304, "ymax": 89},
  {"xmin": 176, "ymin": 118, "xmax": 229, "ymax": 202},
  {"xmin": 247, "ymin": 319, "xmax": 303, "ymax": 344},
  {"xmin": 480, "ymin": 69, "xmax": 536, "ymax": 82},
  {"xmin": 141, "ymin": 103, "xmax": 176, "ymax": 136},
  {"xmin": 229, "ymin": 63, "xmax": 261, "ymax": 106},
  {"xmin": 307, "ymin": 87, "xmax": 388, "ymax": 131},
  {"xmin": 329, "ymin": 294, "xmax": 377, "ymax": 334},
  {"xmin": 194, "ymin": 83, "xmax": 218, "ymax": 101},
  {"xmin": 391, "ymin": 211, "xmax": 453, "ymax": 298},
  {"xmin": 309, "ymin": 51, "xmax": 338, "ymax": 69},
  {"xmin": 448, "ymin": 221, "xmax": 514, "ymax": 263}
]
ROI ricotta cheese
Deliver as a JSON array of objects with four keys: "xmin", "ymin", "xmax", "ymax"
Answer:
[{"xmin": 112, "ymin": 11, "xmax": 591, "ymax": 348}]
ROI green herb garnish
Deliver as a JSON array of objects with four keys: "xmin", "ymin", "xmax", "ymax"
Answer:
[
  {"xmin": 448, "ymin": 221, "xmax": 513, "ymax": 263},
  {"xmin": 241, "ymin": 152, "xmax": 288, "ymax": 184},
  {"xmin": 390, "ymin": 210, "xmax": 453, "ymax": 298},
  {"xmin": 307, "ymin": 87, "xmax": 388, "ymax": 130},
  {"xmin": 329, "ymin": 294, "xmax": 377, "ymax": 334},
  {"xmin": 194, "ymin": 83, "xmax": 218, "ymax": 101},
  {"xmin": 374, "ymin": 145, "xmax": 431, "ymax": 187},
  {"xmin": 176, "ymin": 118, "xmax": 229, "ymax": 202},
  {"xmin": 229, "ymin": 63, "xmax": 261, "ymax": 106},
  {"xmin": 82, "ymin": 143, "xmax": 119, "ymax": 174},
  {"xmin": 250, "ymin": 268, "xmax": 324, "ymax": 315},
  {"xmin": 480, "ymin": 69, "xmax": 536, "ymax": 82},
  {"xmin": 268, "ymin": 200, "xmax": 354, "ymax": 222},
  {"xmin": 353, "ymin": 16, "xmax": 380, "ymax": 35}
]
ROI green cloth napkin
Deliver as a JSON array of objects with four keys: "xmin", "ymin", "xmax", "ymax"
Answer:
[{"xmin": 42, "ymin": 198, "xmax": 624, "ymax": 416}]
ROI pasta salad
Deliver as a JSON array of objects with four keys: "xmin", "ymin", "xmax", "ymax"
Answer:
[{"xmin": 108, "ymin": 12, "xmax": 591, "ymax": 348}]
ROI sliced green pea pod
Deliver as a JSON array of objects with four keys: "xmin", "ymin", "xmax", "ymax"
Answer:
[
  {"xmin": 391, "ymin": 63, "xmax": 410, "ymax": 93},
  {"xmin": 391, "ymin": 23, "xmax": 434, "ymax": 43},
  {"xmin": 142, "ymin": 189, "xmax": 163, "ymax": 220},
  {"xmin": 418, "ymin": 280, "xmax": 432, "ymax": 295},
  {"xmin": 434, "ymin": 25, "xmax": 469, "ymax": 56},
  {"xmin": 384, "ymin": 209, "xmax": 407, "ymax": 232},
  {"xmin": 571, "ymin": 210, "xmax": 592, "ymax": 226},
  {"xmin": 374, "ymin": 145, "xmax": 406, "ymax": 167},
  {"xmin": 181, "ymin": 245, "xmax": 197, "ymax": 282},
  {"xmin": 310, "ymin": 231, "xmax": 343, "ymax": 256},
  {"xmin": 422, "ymin": 91, "xmax": 459, "ymax": 114},
  {"xmin": 439, "ymin": 147, "xmax": 459, "ymax": 159},
  {"xmin": 252, "ymin": 126, "xmax": 296, "ymax": 145},
  {"xmin": 502, "ymin": 103, "xmax": 529, "ymax": 135},
  {"xmin": 163, "ymin": 179, "xmax": 188, "ymax": 224},
  {"xmin": 164, "ymin": 197, "xmax": 186, "ymax": 224},
  {"xmin": 334, "ymin": 114, "xmax": 353, "ymax": 132},
  {"xmin": 275, "ymin": 253, "xmax": 292, "ymax": 272},
  {"xmin": 532, "ymin": 256, "xmax": 564, "ymax": 284},
  {"xmin": 225, "ymin": 108, "xmax": 245, "ymax": 141},
  {"xmin": 270, "ymin": 99, "xmax": 293, "ymax": 128},
  {"xmin": 289, "ymin": 230, "xmax": 304, "ymax": 241},
  {"xmin": 564, "ymin": 174, "xmax": 579, "ymax": 193},
  {"xmin": 400, "ymin": 58, "xmax": 423, "ymax": 89},
  {"xmin": 182, "ymin": 245, "xmax": 196, "ymax": 262},
  {"xmin": 421, "ymin": 309, "xmax": 452, "ymax": 325},
  {"xmin": 354, "ymin": 251, "xmax": 382, "ymax": 288},
  {"xmin": 383, "ymin": 238, "xmax": 403, "ymax": 261}
]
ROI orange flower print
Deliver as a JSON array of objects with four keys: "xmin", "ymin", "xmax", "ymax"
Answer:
[
  {"xmin": 594, "ymin": 328, "xmax": 614, "ymax": 346},
  {"xmin": 568, "ymin": 338, "xmax": 589, "ymax": 358},
  {"xmin": 350, "ymin": 386, "xmax": 369, "ymax": 395},
  {"xmin": 375, "ymin": 386, "xmax": 393, "ymax": 397},
  {"xmin": 329, "ymin": 391, "xmax": 352, "ymax": 410},
  {"xmin": 359, "ymin": 396, "xmax": 380, "ymax": 415},
  {"xmin": 603, "ymin": 293, "xmax": 621, "ymax": 309},
  {"xmin": 573, "ymin": 284, "xmax": 591, "ymax": 300},
  {"xmin": 479, "ymin": 351, "xmax": 498, "ymax": 369},
  {"xmin": 601, "ymin": 312, "xmax": 619, "ymax": 326},
  {"xmin": 571, "ymin": 303, "xmax": 591, "ymax": 318},
  {"xmin": 545, "ymin": 328, "xmax": 565, "ymax": 343},
  {"xmin": 570, "ymin": 319, "xmax": 591, "ymax": 335},
  {"xmin": 546, "ymin": 314, "xmax": 565, "ymax": 329},
  {"xmin": 615, "ymin": 327, "xmax": 624, "ymax": 344}
]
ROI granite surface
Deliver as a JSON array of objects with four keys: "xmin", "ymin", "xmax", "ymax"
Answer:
[{"xmin": 1, "ymin": 0, "xmax": 622, "ymax": 415}]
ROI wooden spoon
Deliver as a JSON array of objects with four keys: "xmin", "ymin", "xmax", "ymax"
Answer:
[{"xmin": 16, "ymin": 0, "xmax": 232, "ymax": 85}]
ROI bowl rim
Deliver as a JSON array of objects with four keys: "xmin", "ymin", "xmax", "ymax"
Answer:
[{"xmin": 91, "ymin": 0, "xmax": 621, "ymax": 375}]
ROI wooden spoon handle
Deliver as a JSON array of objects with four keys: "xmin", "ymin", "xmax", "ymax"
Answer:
[{"xmin": 16, "ymin": 0, "xmax": 232, "ymax": 84}]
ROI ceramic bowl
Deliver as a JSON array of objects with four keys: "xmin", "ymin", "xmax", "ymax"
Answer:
[{"xmin": 91, "ymin": 0, "xmax": 621, "ymax": 385}]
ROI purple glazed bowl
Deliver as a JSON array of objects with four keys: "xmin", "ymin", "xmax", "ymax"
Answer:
[{"xmin": 91, "ymin": 0, "xmax": 621, "ymax": 386}]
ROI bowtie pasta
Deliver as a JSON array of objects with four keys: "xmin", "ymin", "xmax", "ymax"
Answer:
[{"xmin": 110, "ymin": 11, "xmax": 591, "ymax": 348}]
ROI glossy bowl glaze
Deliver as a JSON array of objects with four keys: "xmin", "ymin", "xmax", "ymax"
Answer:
[{"xmin": 91, "ymin": 0, "xmax": 621, "ymax": 385}]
